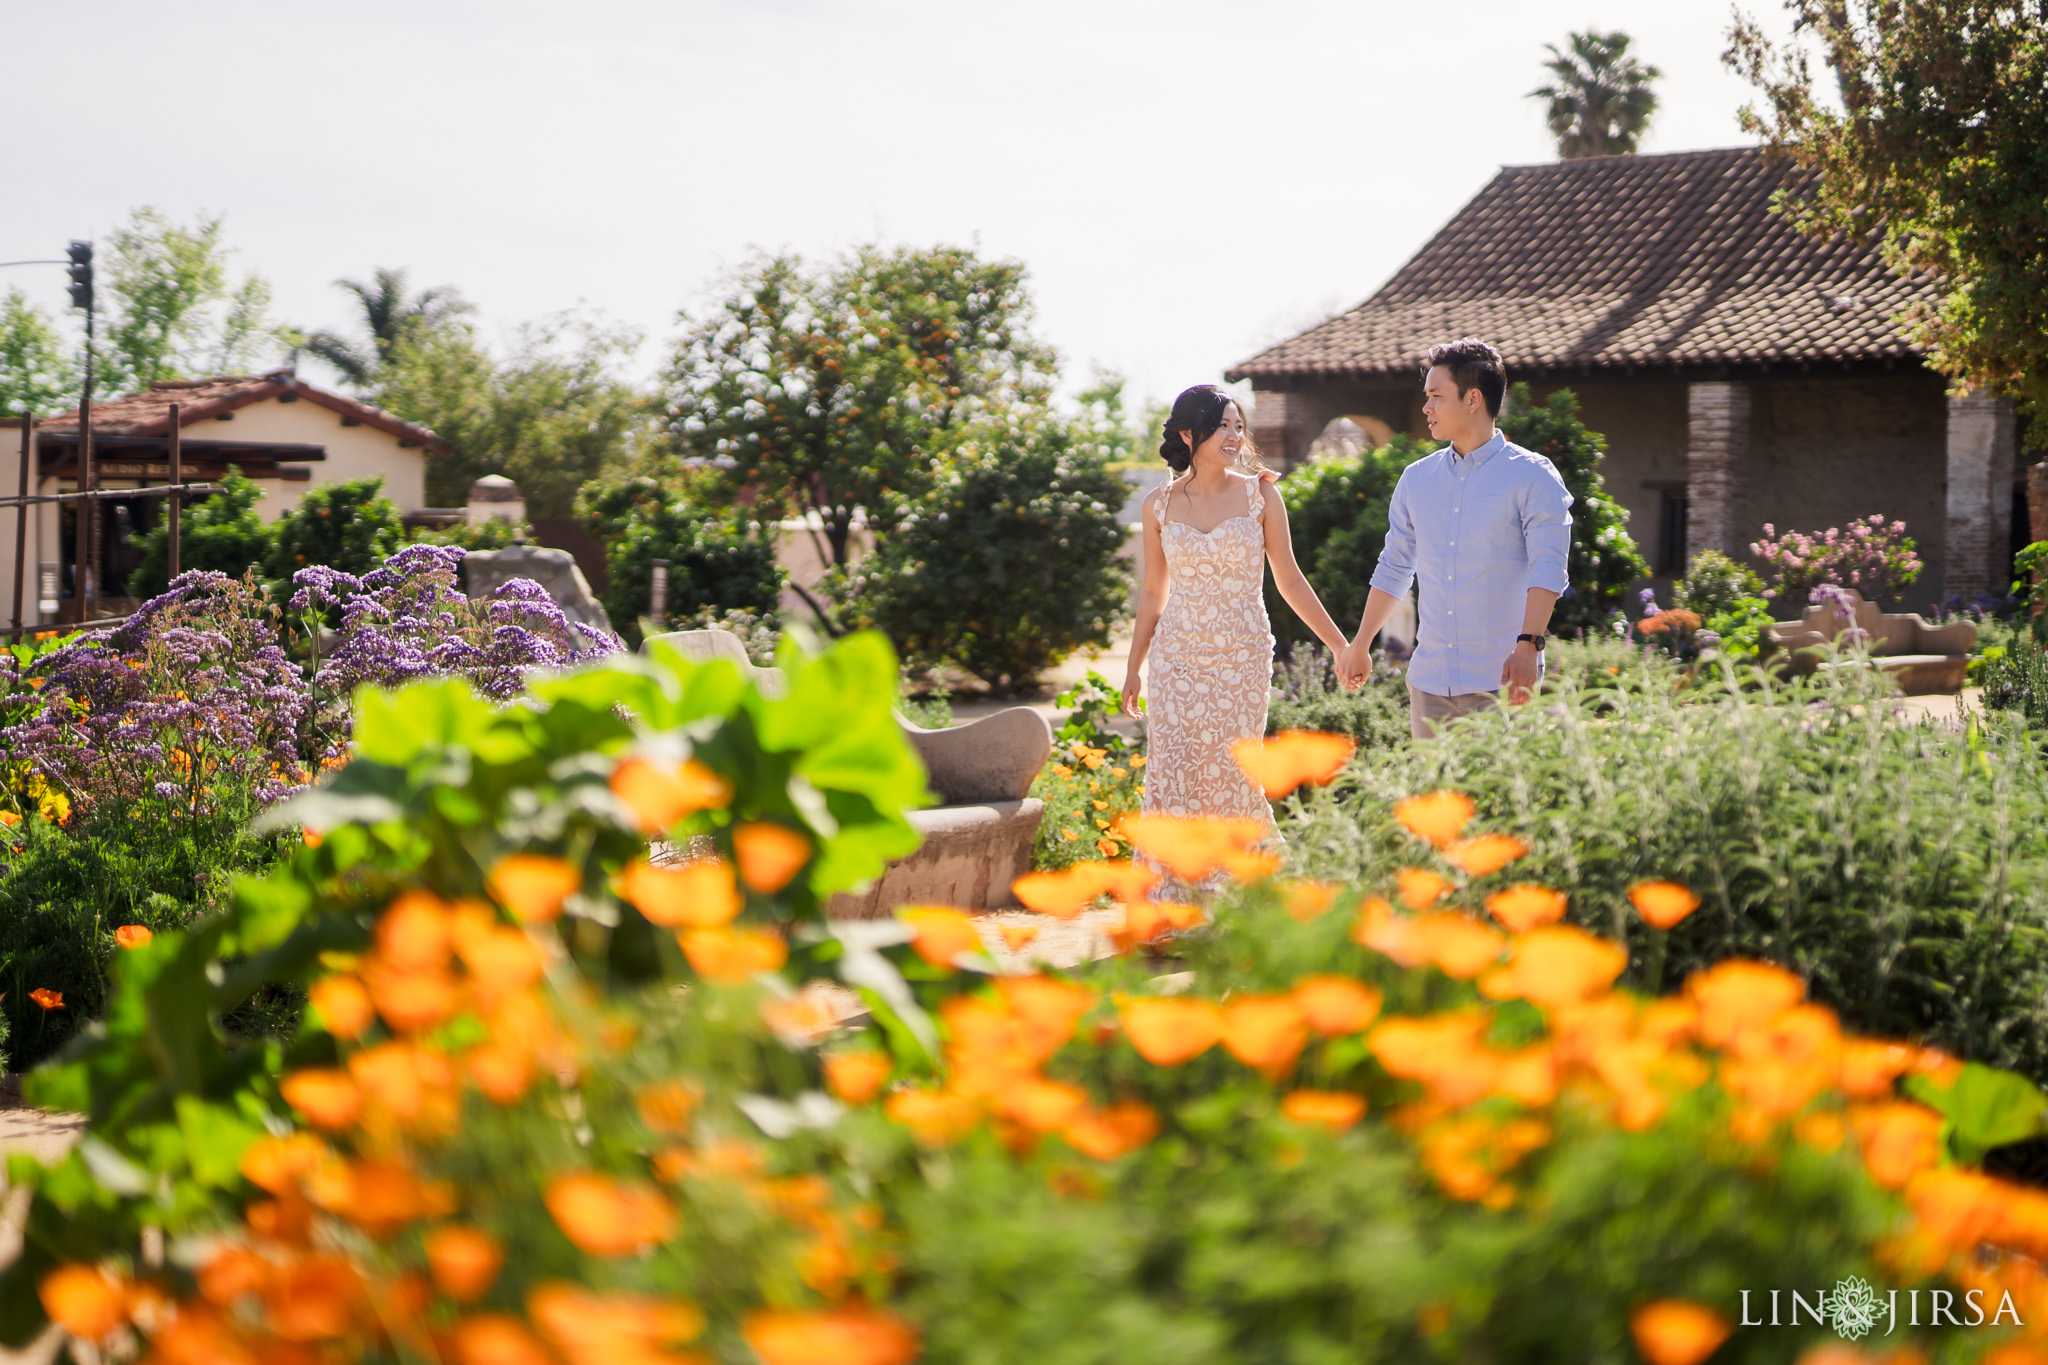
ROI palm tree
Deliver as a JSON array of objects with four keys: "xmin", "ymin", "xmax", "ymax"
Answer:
[
  {"xmin": 301, "ymin": 268, "xmax": 467, "ymax": 388},
  {"xmin": 1531, "ymin": 31, "xmax": 1661, "ymax": 160}
]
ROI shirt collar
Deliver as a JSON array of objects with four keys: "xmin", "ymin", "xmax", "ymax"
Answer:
[{"xmin": 1451, "ymin": 428, "xmax": 1505, "ymax": 469}]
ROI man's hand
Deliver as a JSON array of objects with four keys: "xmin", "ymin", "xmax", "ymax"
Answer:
[
  {"xmin": 1337, "ymin": 637, "xmax": 1373, "ymax": 690},
  {"xmin": 1501, "ymin": 640, "xmax": 1540, "ymax": 704}
]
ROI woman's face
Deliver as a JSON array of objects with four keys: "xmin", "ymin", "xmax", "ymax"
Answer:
[{"xmin": 1188, "ymin": 402, "xmax": 1246, "ymax": 469}]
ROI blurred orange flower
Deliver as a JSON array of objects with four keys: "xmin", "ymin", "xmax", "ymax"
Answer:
[
  {"xmin": 423, "ymin": 1225, "xmax": 504, "ymax": 1302},
  {"xmin": 996, "ymin": 1078, "xmax": 1090, "ymax": 1132},
  {"xmin": 609, "ymin": 755, "xmax": 732, "ymax": 832},
  {"xmin": 1292, "ymin": 976, "xmax": 1383, "ymax": 1035},
  {"xmin": 38, "ymin": 1264, "xmax": 126, "ymax": 1341},
  {"xmin": 451, "ymin": 1313, "xmax": 556, "ymax": 1365},
  {"xmin": 1393, "ymin": 790, "xmax": 1475, "ymax": 848},
  {"xmin": 1280, "ymin": 880, "xmax": 1340, "ymax": 922},
  {"xmin": 1479, "ymin": 925, "xmax": 1627, "ymax": 1008},
  {"xmin": 743, "ymin": 1304, "xmax": 919, "ymax": 1365},
  {"xmin": 1629, "ymin": 880, "xmax": 1702, "ymax": 931},
  {"xmin": 197, "ymin": 1246, "xmax": 271, "ymax": 1306},
  {"xmin": 1629, "ymin": 1300, "xmax": 1731, "ymax": 1365},
  {"xmin": 1221, "ymin": 995, "xmax": 1310, "ymax": 1076},
  {"xmin": 529, "ymin": 1282, "xmax": 706, "ymax": 1364},
  {"xmin": 824, "ymin": 1050, "xmax": 893, "ymax": 1105},
  {"xmin": 307, "ymin": 975, "xmax": 375, "ymax": 1040},
  {"xmin": 1062, "ymin": 1100, "xmax": 1160, "ymax": 1160},
  {"xmin": 884, "ymin": 1088, "xmax": 984, "ymax": 1146},
  {"xmin": 544, "ymin": 1173, "xmax": 677, "ymax": 1256},
  {"xmin": 732, "ymin": 821, "xmax": 811, "ymax": 893},
  {"xmin": 486, "ymin": 854, "xmax": 581, "ymax": 924},
  {"xmin": 997, "ymin": 975, "xmax": 1096, "ymax": 1055},
  {"xmin": 28, "ymin": 987, "xmax": 62, "ymax": 1010},
  {"xmin": 279, "ymin": 1069, "xmax": 363, "ymax": 1131},
  {"xmin": 1686, "ymin": 960, "xmax": 1805, "ymax": 1047},
  {"xmin": 1838, "ymin": 1039, "xmax": 1919, "ymax": 1099},
  {"xmin": 1280, "ymin": 1089, "xmax": 1367, "ymax": 1131},
  {"xmin": 635, "ymin": 1080, "xmax": 702, "ymax": 1135},
  {"xmin": 1484, "ymin": 884, "xmax": 1568, "ymax": 933},
  {"xmin": 240, "ymin": 1133, "xmax": 332, "ymax": 1195},
  {"xmin": 1851, "ymin": 1102, "xmax": 1946, "ymax": 1189},
  {"xmin": 1443, "ymin": 833, "xmax": 1528, "ymax": 878},
  {"xmin": 454, "ymin": 928, "xmax": 545, "ymax": 1005},
  {"xmin": 680, "ymin": 926, "xmax": 787, "ymax": 982},
  {"xmin": 1111, "ymin": 899, "xmax": 1207, "ymax": 950},
  {"xmin": 266, "ymin": 1253, "xmax": 365, "ymax": 1341},
  {"xmin": 360, "ymin": 962, "xmax": 459, "ymax": 1034},
  {"xmin": 901, "ymin": 905, "xmax": 983, "ymax": 968},
  {"xmin": 618, "ymin": 857, "xmax": 743, "ymax": 928},
  {"xmin": 1230, "ymin": 730, "xmax": 1355, "ymax": 798},
  {"xmin": 376, "ymin": 890, "xmax": 453, "ymax": 970},
  {"xmin": 1012, "ymin": 861, "xmax": 1158, "ymax": 918},
  {"xmin": 1120, "ymin": 997, "xmax": 1226, "ymax": 1066},
  {"xmin": 997, "ymin": 923, "xmax": 1041, "ymax": 952},
  {"xmin": 1117, "ymin": 814, "xmax": 1273, "ymax": 881},
  {"xmin": 113, "ymin": 924, "xmax": 153, "ymax": 949},
  {"xmin": 1395, "ymin": 867, "xmax": 1454, "ymax": 910},
  {"xmin": 1362, "ymin": 911, "xmax": 1504, "ymax": 979}
]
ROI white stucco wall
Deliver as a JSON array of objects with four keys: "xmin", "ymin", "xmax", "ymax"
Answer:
[{"xmin": 204, "ymin": 395, "xmax": 430, "ymax": 518}]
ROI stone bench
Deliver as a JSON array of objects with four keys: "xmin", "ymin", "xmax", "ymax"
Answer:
[
  {"xmin": 642, "ymin": 629, "xmax": 1050, "ymax": 917},
  {"xmin": 1763, "ymin": 590, "xmax": 1976, "ymax": 696}
]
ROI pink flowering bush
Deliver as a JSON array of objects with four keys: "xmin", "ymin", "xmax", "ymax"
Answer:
[{"xmin": 1751, "ymin": 515, "xmax": 1922, "ymax": 602}]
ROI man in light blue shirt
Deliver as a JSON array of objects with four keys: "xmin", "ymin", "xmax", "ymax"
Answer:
[{"xmin": 1337, "ymin": 339, "xmax": 1574, "ymax": 737}]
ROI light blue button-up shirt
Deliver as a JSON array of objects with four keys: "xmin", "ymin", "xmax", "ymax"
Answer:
[{"xmin": 1370, "ymin": 430, "xmax": 1575, "ymax": 697}]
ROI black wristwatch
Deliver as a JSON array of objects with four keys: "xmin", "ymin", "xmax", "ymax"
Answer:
[{"xmin": 1516, "ymin": 633, "xmax": 1547, "ymax": 651}]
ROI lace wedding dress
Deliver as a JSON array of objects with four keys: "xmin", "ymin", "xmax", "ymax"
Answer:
[{"xmin": 1143, "ymin": 473, "xmax": 1275, "ymax": 827}]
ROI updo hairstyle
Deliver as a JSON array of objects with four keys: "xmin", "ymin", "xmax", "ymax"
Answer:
[{"xmin": 1159, "ymin": 385, "xmax": 1260, "ymax": 474}]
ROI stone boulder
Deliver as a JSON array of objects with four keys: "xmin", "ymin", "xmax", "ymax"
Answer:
[{"xmin": 465, "ymin": 545, "xmax": 613, "ymax": 636}]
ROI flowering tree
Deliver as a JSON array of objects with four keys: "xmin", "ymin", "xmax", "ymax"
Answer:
[{"xmin": 1750, "ymin": 515, "xmax": 1922, "ymax": 602}]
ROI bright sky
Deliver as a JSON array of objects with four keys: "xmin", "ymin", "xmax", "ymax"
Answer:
[{"xmin": 1, "ymin": 0, "xmax": 1799, "ymax": 408}]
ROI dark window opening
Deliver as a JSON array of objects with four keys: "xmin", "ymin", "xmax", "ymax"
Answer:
[{"xmin": 1657, "ymin": 491, "xmax": 1688, "ymax": 576}]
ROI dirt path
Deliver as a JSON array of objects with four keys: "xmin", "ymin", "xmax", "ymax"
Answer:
[{"xmin": 0, "ymin": 1093, "xmax": 84, "ymax": 1365}]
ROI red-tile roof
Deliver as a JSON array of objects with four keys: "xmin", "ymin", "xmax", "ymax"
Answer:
[
  {"xmin": 1227, "ymin": 147, "xmax": 1938, "ymax": 383},
  {"xmin": 39, "ymin": 366, "xmax": 451, "ymax": 453}
]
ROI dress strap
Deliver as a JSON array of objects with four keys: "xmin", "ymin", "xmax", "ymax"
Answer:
[
  {"xmin": 1158, "ymin": 475, "xmax": 1177, "ymax": 527},
  {"xmin": 1245, "ymin": 473, "xmax": 1264, "ymax": 518}
]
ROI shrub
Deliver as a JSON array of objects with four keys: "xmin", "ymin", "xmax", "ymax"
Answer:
[
  {"xmin": 848, "ymin": 418, "xmax": 1132, "ymax": 695},
  {"xmin": 580, "ymin": 476, "xmax": 785, "ymax": 649},
  {"xmin": 1673, "ymin": 549, "xmax": 1764, "ymax": 619},
  {"xmin": 1752, "ymin": 514, "xmax": 1924, "ymax": 602},
  {"xmin": 1263, "ymin": 436, "xmax": 1429, "ymax": 650},
  {"xmin": 1497, "ymin": 384, "xmax": 1649, "ymax": 632},
  {"xmin": 124, "ymin": 471, "xmax": 275, "ymax": 601},
  {"xmin": 1288, "ymin": 665, "xmax": 2048, "ymax": 1085},
  {"xmin": 1982, "ymin": 629, "xmax": 2048, "ymax": 730},
  {"xmin": 413, "ymin": 515, "xmax": 532, "ymax": 553},
  {"xmin": 262, "ymin": 475, "xmax": 406, "ymax": 590},
  {"xmin": 1704, "ymin": 594, "xmax": 1778, "ymax": 663},
  {"xmin": 1029, "ymin": 671, "xmax": 1144, "ymax": 870},
  {"xmin": 1266, "ymin": 645, "xmax": 1410, "ymax": 750}
]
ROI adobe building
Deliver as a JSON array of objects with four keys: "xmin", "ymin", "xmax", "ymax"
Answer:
[
  {"xmin": 1228, "ymin": 147, "xmax": 2027, "ymax": 612},
  {"xmin": 1, "ymin": 366, "xmax": 448, "ymax": 625}
]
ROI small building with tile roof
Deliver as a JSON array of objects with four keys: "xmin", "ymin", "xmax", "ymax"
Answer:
[
  {"xmin": 1228, "ymin": 146, "xmax": 2023, "ymax": 609},
  {"xmin": 3, "ymin": 366, "xmax": 450, "ymax": 625}
]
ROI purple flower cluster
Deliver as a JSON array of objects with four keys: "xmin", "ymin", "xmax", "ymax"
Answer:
[
  {"xmin": 1810, "ymin": 583, "xmax": 1871, "ymax": 646},
  {"xmin": 292, "ymin": 543, "xmax": 620, "ymax": 710},
  {"xmin": 0, "ymin": 571, "xmax": 319, "ymax": 820},
  {"xmin": 1751, "ymin": 515, "xmax": 1923, "ymax": 602}
]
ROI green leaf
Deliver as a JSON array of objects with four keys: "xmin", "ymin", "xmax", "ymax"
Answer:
[
  {"xmin": 1905, "ymin": 1061, "xmax": 2048, "ymax": 1162},
  {"xmin": 174, "ymin": 1096, "xmax": 262, "ymax": 1187}
]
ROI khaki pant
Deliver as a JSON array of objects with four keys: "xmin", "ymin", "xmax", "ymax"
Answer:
[{"xmin": 1407, "ymin": 682, "xmax": 1496, "ymax": 740}]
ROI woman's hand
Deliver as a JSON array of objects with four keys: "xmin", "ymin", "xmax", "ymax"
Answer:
[{"xmin": 1120, "ymin": 672, "xmax": 1145, "ymax": 719}]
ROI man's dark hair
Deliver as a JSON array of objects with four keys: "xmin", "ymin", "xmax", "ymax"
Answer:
[{"xmin": 1424, "ymin": 338, "xmax": 1507, "ymax": 417}]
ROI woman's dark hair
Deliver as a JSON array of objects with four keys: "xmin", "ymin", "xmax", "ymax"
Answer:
[{"xmin": 1158, "ymin": 385, "xmax": 1255, "ymax": 473}]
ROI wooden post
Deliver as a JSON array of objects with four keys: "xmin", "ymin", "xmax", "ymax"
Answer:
[
  {"xmin": 10, "ymin": 416, "xmax": 29, "ymax": 631},
  {"xmin": 167, "ymin": 403, "xmax": 181, "ymax": 582},
  {"xmin": 75, "ymin": 310, "xmax": 94, "ymax": 622}
]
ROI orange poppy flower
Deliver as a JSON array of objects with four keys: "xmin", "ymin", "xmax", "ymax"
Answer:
[
  {"xmin": 1291, "ymin": 976, "xmax": 1383, "ymax": 1035},
  {"xmin": 617, "ymin": 857, "xmax": 743, "ymax": 928},
  {"xmin": 1629, "ymin": 880, "xmax": 1702, "ymax": 931},
  {"xmin": 634, "ymin": 1080, "xmax": 701, "ymax": 1135},
  {"xmin": 28, "ymin": 987, "xmax": 62, "ymax": 1010},
  {"xmin": 1685, "ymin": 959, "xmax": 1805, "ymax": 1047},
  {"xmin": 38, "ymin": 1264, "xmax": 126, "ymax": 1341},
  {"xmin": 239, "ymin": 1132, "xmax": 333, "ymax": 1195},
  {"xmin": 543, "ymin": 1173, "xmax": 677, "ymax": 1257},
  {"xmin": 997, "ymin": 975, "xmax": 1096, "ymax": 1055},
  {"xmin": 679, "ymin": 926, "xmax": 787, "ymax": 982},
  {"xmin": 609, "ymin": 755, "xmax": 733, "ymax": 832},
  {"xmin": 451, "ymin": 1313, "xmax": 557, "ymax": 1365},
  {"xmin": 1392, "ymin": 790, "xmax": 1475, "ymax": 848},
  {"xmin": 376, "ymin": 890, "xmax": 454, "ymax": 970},
  {"xmin": 1851, "ymin": 1101, "xmax": 1946, "ymax": 1189},
  {"xmin": 465, "ymin": 1044, "xmax": 533, "ymax": 1105},
  {"xmin": 312, "ymin": 1158, "xmax": 452, "ymax": 1236},
  {"xmin": 423, "ymin": 1225, "xmax": 504, "ymax": 1302},
  {"xmin": 196, "ymin": 1246, "xmax": 271, "ymax": 1306},
  {"xmin": 1628, "ymin": 1300, "xmax": 1731, "ymax": 1365},
  {"xmin": 1230, "ymin": 730, "xmax": 1356, "ymax": 798},
  {"xmin": 1371, "ymin": 1013, "xmax": 1497, "ymax": 1105},
  {"xmin": 996, "ymin": 1078, "xmax": 1090, "ymax": 1132},
  {"xmin": 824, "ymin": 1050, "xmax": 894, "ymax": 1105},
  {"xmin": 1479, "ymin": 925, "xmax": 1627, "ymax": 1008},
  {"xmin": 266, "ymin": 1253, "xmax": 365, "ymax": 1342},
  {"xmin": 1443, "ymin": 833, "xmax": 1528, "ymax": 878},
  {"xmin": 486, "ymin": 854, "xmax": 581, "ymax": 924},
  {"xmin": 732, "ymin": 821, "xmax": 811, "ymax": 893},
  {"xmin": 900, "ymin": 905, "xmax": 983, "ymax": 968},
  {"xmin": 112, "ymin": 925, "xmax": 153, "ymax": 950},
  {"xmin": 1117, "ymin": 814, "xmax": 1272, "ymax": 881},
  {"xmin": 360, "ymin": 963, "xmax": 460, "ymax": 1035},
  {"xmin": 1279, "ymin": 880, "xmax": 1340, "ymax": 922},
  {"xmin": 1061, "ymin": 1100, "xmax": 1160, "ymax": 1160},
  {"xmin": 1837, "ymin": 1038, "xmax": 1919, "ymax": 1099},
  {"xmin": 454, "ymin": 928, "xmax": 545, "ymax": 1005},
  {"xmin": 528, "ymin": 1283, "xmax": 706, "ymax": 1362},
  {"xmin": 1011, "ymin": 861, "xmax": 1158, "ymax": 918},
  {"xmin": 743, "ymin": 1304, "xmax": 919, "ymax": 1365},
  {"xmin": 1111, "ymin": 899, "xmax": 1206, "ymax": 950},
  {"xmin": 1395, "ymin": 868, "xmax": 1454, "ymax": 911},
  {"xmin": 1221, "ymin": 995, "xmax": 1310, "ymax": 1076},
  {"xmin": 1280, "ymin": 1089, "xmax": 1367, "ymax": 1131},
  {"xmin": 1492, "ymin": 1045, "xmax": 1558, "ymax": 1107},
  {"xmin": 883, "ymin": 1088, "xmax": 984, "ymax": 1146},
  {"xmin": 279, "ymin": 1069, "xmax": 363, "ymax": 1131},
  {"xmin": 1363, "ymin": 911, "xmax": 1505, "ymax": 979},
  {"xmin": 307, "ymin": 975, "xmax": 375, "ymax": 1041},
  {"xmin": 1120, "ymin": 997, "xmax": 1227, "ymax": 1066},
  {"xmin": 1484, "ymin": 884, "xmax": 1568, "ymax": 933},
  {"xmin": 997, "ymin": 923, "xmax": 1041, "ymax": 952}
]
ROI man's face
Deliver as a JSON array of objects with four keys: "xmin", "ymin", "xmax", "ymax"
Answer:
[{"xmin": 1422, "ymin": 365, "xmax": 1483, "ymax": 441}]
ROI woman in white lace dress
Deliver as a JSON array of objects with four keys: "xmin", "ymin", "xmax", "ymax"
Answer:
[{"xmin": 1120, "ymin": 385, "xmax": 1352, "ymax": 826}]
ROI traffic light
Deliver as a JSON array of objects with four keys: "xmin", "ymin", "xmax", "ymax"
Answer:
[{"xmin": 66, "ymin": 240, "xmax": 92, "ymax": 311}]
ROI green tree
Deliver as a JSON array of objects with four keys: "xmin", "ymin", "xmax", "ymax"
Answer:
[
  {"xmin": 301, "ymin": 268, "xmax": 469, "ymax": 389},
  {"xmin": 578, "ymin": 476, "xmax": 785, "ymax": 649},
  {"xmin": 263, "ymin": 476, "xmax": 406, "ymax": 589},
  {"xmin": 97, "ymin": 207, "xmax": 286, "ymax": 394},
  {"xmin": 377, "ymin": 312, "xmax": 650, "ymax": 514},
  {"xmin": 662, "ymin": 245, "xmax": 1057, "ymax": 577},
  {"xmin": 0, "ymin": 288, "xmax": 77, "ymax": 418},
  {"xmin": 845, "ymin": 414, "xmax": 1132, "ymax": 695},
  {"xmin": 1265, "ymin": 435, "xmax": 1433, "ymax": 652},
  {"xmin": 125, "ymin": 471, "xmax": 276, "ymax": 601},
  {"xmin": 1531, "ymin": 31, "xmax": 1661, "ymax": 159},
  {"xmin": 1727, "ymin": 1, "xmax": 2048, "ymax": 442},
  {"xmin": 1498, "ymin": 383, "xmax": 1649, "ymax": 631}
]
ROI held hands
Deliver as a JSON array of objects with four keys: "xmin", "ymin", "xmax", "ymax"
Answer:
[
  {"xmin": 1337, "ymin": 637, "xmax": 1372, "ymax": 690},
  {"xmin": 1501, "ymin": 640, "xmax": 1540, "ymax": 704}
]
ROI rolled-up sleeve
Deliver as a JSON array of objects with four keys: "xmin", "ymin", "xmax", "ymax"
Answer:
[
  {"xmin": 1370, "ymin": 469, "xmax": 1420, "ymax": 599},
  {"xmin": 1520, "ymin": 463, "xmax": 1574, "ymax": 595}
]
